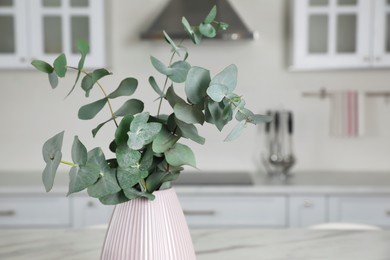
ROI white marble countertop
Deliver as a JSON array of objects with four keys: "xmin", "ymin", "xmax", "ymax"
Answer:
[
  {"xmin": 0, "ymin": 229, "xmax": 389, "ymax": 260},
  {"xmin": 1, "ymin": 171, "xmax": 389, "ymax": 195}
]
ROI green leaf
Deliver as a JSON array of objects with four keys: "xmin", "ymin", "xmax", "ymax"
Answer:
[
  {"xmin": 249, "ymin": 114, "xmax": 273, "ymax": 124},
  {"xmin": 92, "ymin": 68, "xmax": 111, "ymax": 83},
  {"xmin": 66, "ymin": 40, "xmax": 89, "ymax": 97},
  {"xmin": 123, "ymin": 188, "xmax": 155, "ymax": 200},
  {"xmin": 204, "ymin": 5, "xmax": 217, "ymax": 24},
  {"xmin": 31, "ymin": 60, "xmax": 53, "ymax": 73},
  {"xmin": 175, "ymin": 118, "xmax": 205, "ymax": 145},
  {"xmin": 48, "ymin": 73, "xmax": 58, "ymax": 89},
  {"xmin": 148, "ymin": 76, "xmax": 165, "ymax": 97},
  {"xmin": 168, "ymin": 61, "xmax": 191, "ymax": 83},
  {"xmin": 139, "ymin": 145, "xmax": 154, "ymax": 171},
  {"xmin": 152, "ymin": 127, "xmax": 180, "ymax": 153},
  {"xmin": 217, "ymin": 22, "xmax": 229, "ymax": 31},
  {"xmin": 130, "ymin": 112, "xmax": 150, "ymax": 131},
  {"xmin": 81, "ymin": 75, "xmax": 93, "ymax": 97},
  {"xmin": 128, "ymin": 121, "xmax": 162, "ymax": 150},
  {"xmin": 192, "ymin": 27, "xmax": 203, "ymax": 44},
  {"xmin": 116, "ymin": 145, "xmax": 141, "ymax": 168},
  {"xmin": 53, "ymin": 53, "xmax": 67, "ymax": 77},
  {"xmin": 67, "ymin": 164, "xmax": 100, "ymax": 196},
  {"xmin": 182, "ymin": 17, "xmax": 194, "ymax": 37},
  {"xmin": 207, "ymin": 84, "xmax": 228, "ymax": 102},
  {"xmin": 78, "ymin": 98, "xmax": 107, "ymax": 120},
  {"xmin": 150, "ymin": 56, "xmax": 173, "ymax": 76},
  {"xmin": 87, "ymin": 168, "xmax": 121, "ymax": 198},
  {"xmin": 115, "ymin": 115, "xmax": 134, "ymax": 145},
  {"xmin": 92, "ymin": 118, "xmax": 113, "ymax": 138},
  {"xmin": 71, "ymin": 136, "xmax": 87, "ymax": 166},
  {"xmin": 108, "ymin": 78, "xmax": 138, "ymax": 99},
  {"xmin": 185, "ymin": 67, "xmax": 210, "ymax": 104},
  {"xmin": 42, "ymin": 131, "xmax": 64, "ymax": 192},
  {"xmin": 146, "ymin": 170, "xmax": 179, "ymax": 193},
  {"xmin": 117, "ymin": 167, "xmax": 148, "ymax": 189},
  {"xmin": 210, "ymin": 64, "xmax": 238, "ymax": 93},
  {"xmin": 77, "ymin": 39, "xmax": 89, "ymax": 57},
  {"xmin": 207, "ymin": 100, "xmax": 227, "ymax": 131},
  {"xmin": 165, "ymin": 86, "xmax": 186, "ymax": 108},
  {"xmin": 87, "ymin": 147, "xmax": 111, "ymax": 173},
  {"xmin": 99, "ymin": 191, "xmax": 129, "ymax": 205},
  {"xmin": 224, "ymin": 120, "xmax": 246, "ymax": 142},
  {"xmin": 199, "ymin": 23, "xmax": 217, "ymax": 38},
  {"xmin": 165, "ymin": 143, "xmax": 196, "ymax": 168},
  {"xmin": 114, "ymin": 99, "xmax": 144, "ymax": 117},
  {"xmin": 174, "ymin": 102, "xmax": 205, "ymax": 125}
]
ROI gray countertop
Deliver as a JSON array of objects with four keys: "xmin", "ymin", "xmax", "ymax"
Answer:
[
  {"xmin": 1, "ymin": 171, "xmax": 390, "ymax": 195},
  {"xmin": 0, "ymin": 229, "xmax": 389, "ymax": 260}
]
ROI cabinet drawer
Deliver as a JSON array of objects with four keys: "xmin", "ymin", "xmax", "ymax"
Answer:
[
  {"xmin": 329, "ymin": 196, "xmax": 390, "ymax": 228},
  {"xmin": 289, "ymin": 196, "xmax": 327, "ymax": 227},
  {"xmin": 0, "ymin": 196, "xmax": 70, "ymax": 227},
  {"xmin": 72, "ymin": 197, "xmax": 114, "ymax": 228},
  {"xmin": 179, "ymin": 196, "xmax": 286, "ymax": 228}
]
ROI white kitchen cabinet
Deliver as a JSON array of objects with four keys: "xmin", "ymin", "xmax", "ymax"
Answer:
[
  {"xmin": 288, "ymin": 196, "xmax": 327, "ymax": 227},
  {"xmin": 329, "ymin": 196, "xmax": 390, "ymax": 228},
  {"xmin": 179, "ymin": 195, "xmax": 287, "ymax": 228},
  {"xmin": 0, "ymin": 196, "xmax": 70, "ymax": 227},
  {"xmin": 291, "ymin": 0, "xmax": 390, "ymax": 69},
  {"xmin": 0, "ymin": 0, "xmax": 106, "ymax": 69},
  {"xmin": 71, "ymin": 197, "xmax": 114, "ymax": 228}
]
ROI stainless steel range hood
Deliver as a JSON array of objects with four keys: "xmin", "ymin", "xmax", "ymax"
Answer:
[{"xmin": 141, "ymin": 0, "xmax": 256, "ymax": 40}]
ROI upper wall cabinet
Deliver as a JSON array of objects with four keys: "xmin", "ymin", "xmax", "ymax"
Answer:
[
  {"xmin": 0, "ymin": 0, "xmax": 105, "ymax": 69},
  {"xmin": 291, "ymin": 0, "xmax": 390, "ymax": 70}
]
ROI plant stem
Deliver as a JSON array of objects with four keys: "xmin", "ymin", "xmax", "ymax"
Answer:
[
  {"xmin": 139, "ymin": 179, "xmax": 147, "ymax": 192},
  {"xmin": 60, "ymin": 160, "xmax": 78, "ymax": 167},
  {"xmin": 156, "ymin": 39, "xmax": 185, "ymax": 117},
  {"xmin": 67, "ymin": 66, "xmax": 119, "ymax": 127},
  {"xmin": 225, "ymin": 96, "xmax": 251, "ymax": 122}
]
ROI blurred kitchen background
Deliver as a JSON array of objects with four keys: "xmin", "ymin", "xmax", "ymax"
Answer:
[{"xmin": 1, "ymin": 0, "xmax": 390, "ymax": 230}]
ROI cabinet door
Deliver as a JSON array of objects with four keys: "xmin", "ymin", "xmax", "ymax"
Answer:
[
  {"xmin": 329, "ymin": 196, "xmax": 390, "ymax": 228},
  {"xmin": 0, "ymin": 0, "xmax": 28, "ymax": 68},
  {"xmin": 292, "ymin": 0, "xmax": 371, "ymax": 69},
  {"xmin": 373, "ymin": 0, "xmax": 390, "ymax": 67},
  {"xmin": 72, "ymin": 197, "xmax": 114, "ymax": 228},
  {"xmin": 29, "ymin": 0, "xmax": 106, "ymax": 68},
  {"xmin": 289, "ymin": 196, "xmax": 327, "ymax": 227}
]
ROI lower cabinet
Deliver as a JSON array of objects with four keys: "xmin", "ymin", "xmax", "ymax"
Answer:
[
  {"xmin": 329, "ymin": 196, "xmax": 390, "ymax": 228},
  {"xmin": 71, "ymin": 197, "xmax": 114, "ymax": 229},
  {"xmin": 179, "ymin": 196, "xmax": 286, "ymax": 228},
  {"xmin": 288, "ymin": 196, "xmax": 327, "ymax": 228}
]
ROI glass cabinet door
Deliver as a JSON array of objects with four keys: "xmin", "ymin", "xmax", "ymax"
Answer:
[
  {"xmin": 29, "ymin": 0, "xmax": 105, "ymax": 68},
  {"xmin": 0, "ymin": 0, "xmax": 28, "ymax": 68},
  {"xmin": 373, "ymin": 0, "xmax": 390, "ymax": 67},
  {"xmin": 292, "ymin": 0, "xmax": 371, "ymax": 69}
]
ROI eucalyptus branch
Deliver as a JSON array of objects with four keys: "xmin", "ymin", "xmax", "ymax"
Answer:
[
  {"xmin": 67, "ymin": 66, "xmax": 119, "ymax": 127},
  {"xmin": 225, "ymin": 96, "xmax": 250, "ymax": 122}
]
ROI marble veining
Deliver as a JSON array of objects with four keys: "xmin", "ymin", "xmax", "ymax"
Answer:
[{"xmin": 0, "ymin": 229, "xmax": 389, "ymax": 260}]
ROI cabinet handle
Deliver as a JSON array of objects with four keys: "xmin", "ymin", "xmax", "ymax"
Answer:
[
  {"xmin": 87, "ymin": 201, "xmax": 95, "ymax": 208},
  {"xmin": 375, "ymin": 57, "xmax": 382, "ymax": 62},
  {"xmin": 0, "ymin": 210, "xmax": 16, "ymax": 217},
  {"xmin": 363, "ymin": 57, "xmax": 371, "ymax": 62},
  {"xmin": 303, "ymin": 200, "xmax": 313, "ymax": 208},
  {"xmin": 183, "ymin": 210, "xmax": 215, "ymax": 216}
]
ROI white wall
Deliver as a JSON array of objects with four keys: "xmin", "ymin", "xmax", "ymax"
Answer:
[{"xmin": 1, "ymin": 0, "xmax": 390, "ymax": 174}]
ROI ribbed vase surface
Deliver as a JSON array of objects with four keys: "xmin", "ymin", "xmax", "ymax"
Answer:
[{"xmin": 100, "ymin": 188, "xmax": 196, "ymax": 260}]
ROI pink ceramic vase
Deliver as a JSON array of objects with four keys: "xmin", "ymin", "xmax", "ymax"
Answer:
[{"xmin": 100, "ymin": 188, "xmax": 196, "ymax": 260}]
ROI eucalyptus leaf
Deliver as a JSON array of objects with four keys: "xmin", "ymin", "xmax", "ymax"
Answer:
[
  {"xmin": 182, "ymin": 17, "xmax": 194, "ymax": 37},
  {"xmin": 249, "ymin": 114, "xmax": 273, "ymax": 124},
  {"xmin": 150, "ymin": 56, "xmax": 173, "ymax": 76},
  {"xmin": 139, "ymin": 145, "xmax": 154, "ymax": 171},
  {"xmin": 99, "ymin": 191, "xmax": 129, "ymax": 205},
  {"xmin": 204, "ymin": 5, "xmax": 217, "ymax": 24},
  {"xmin": 185, "ymin": 67, "xmax": 210, "ymax": 104},
  {"xmin": 78, "ymin": 98, "xmax": 107, "ymax": 120},
  {"xmin": 108, "ymin": 78, "xmax": 138, "ymax": 99},
  {"xmin": 168, "ymin": 61, "xmax": 191, "ymax": 83},
  {"xmin": 193, "ymin": 27, "xmax": 203, "ymax": 44},
  {"xmin": 114, "ymin": 99, "xmax": 144, "ymax": 117},
  {"xmin": 148, "ymin": 76, "xmax": 164, "ymax": 97},
  {"xmin": 67, "ymin": 164, "xmax": 100, "ymax": 195},
  {"xmin": 207, "ymin": 84, "xmax": 228, "ymax": 102},
  {"xmin": 207, "ymin": 100, "xmax": 228, "ymax": 131},
  {"xmin": 146, "ymin": 170, "xmax": 179, "ymax": 193},
  {"xmin": 81, "ymin": 75, "xmax": 93, "ymax": 97},
  {"xmin": 123, "ymin": 188, "xmax": 155, "ymax": 200},
  {"xmin": 53, "ymin": 53, "xmax": 67, "ymax": 77},
  {"xmin": 42, "ymin": 150, "xmax": 62, "ymax": 192},
  {"xmin": 152, "ymin": 127, "xmax": 180, "ymax": 153},
  {"xmin": 87, "ymin": 168, "xmax": 121, "ymax": 198},
  {"xmin": 71, "ymin": 136, "xmax": 87, "ymax": 166},
  {"xmin": 116, "ymin": 145, "xmax": 141, "ymax": 168},
  {"xmin": 210, "ymin": 64, "xmax": 238, "ymax": 93},
  {"xmin": 87, "ymin": 147, "xmax": 111, "ymax": 173},
  {"xmin": 174, "ymin": 102, "xmax": 205, "ymax": 125},
  {"xmin": 117, "ymin": 167, "xmax": 148, "ymax": 189},
  {"xmin": 92, "ymin": 118, "xmax": 113, "ymax": 138},
  {"xmin": 165, "ymin": 86, "xmax": 186, "ymax": 108},
  {"xmin": 48, "ymin": 73, "xmax": 58, "ymax": 89},
  {"xmin": 199, "ymin": 23, "xmax": 216, "ymax": 38},
  {"xmin": 115, "ymin": 115, "xmax": 134, "ymax": 145},
  {"xmin": 92, "ymin": 68, "xmax": 111, "ymax": 83},
  {"xmin": 164, "ymin": 143, "xmax": 196, "ymax": 168},
  {"xmin": 175, "ymin": 118, "xmax": 205, "ymax": 145},
  {"xmin": 31, "ymin": 60, "xmax": 53, "ymax": 74},
  {"xmin": 130, "ymin": 112, "xmax": 150, "ymax": 132},
  {"xmin": 217, "ymin": 22, "xmax": 229, "ymax": 31},
  {"xmin": 77, "ymin": 39, "xmax": 89, "ymax": 57},
  {"xmin": 128, "ymin": 122, "xmax": 162, "ymax": 150},
  {"xmin": 224, "ymin": 120, "xmax": 246, "ymax": 142},
  {"xmin": 66, "ymin": 40, "xmax": 89, "ymax": 97}
]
